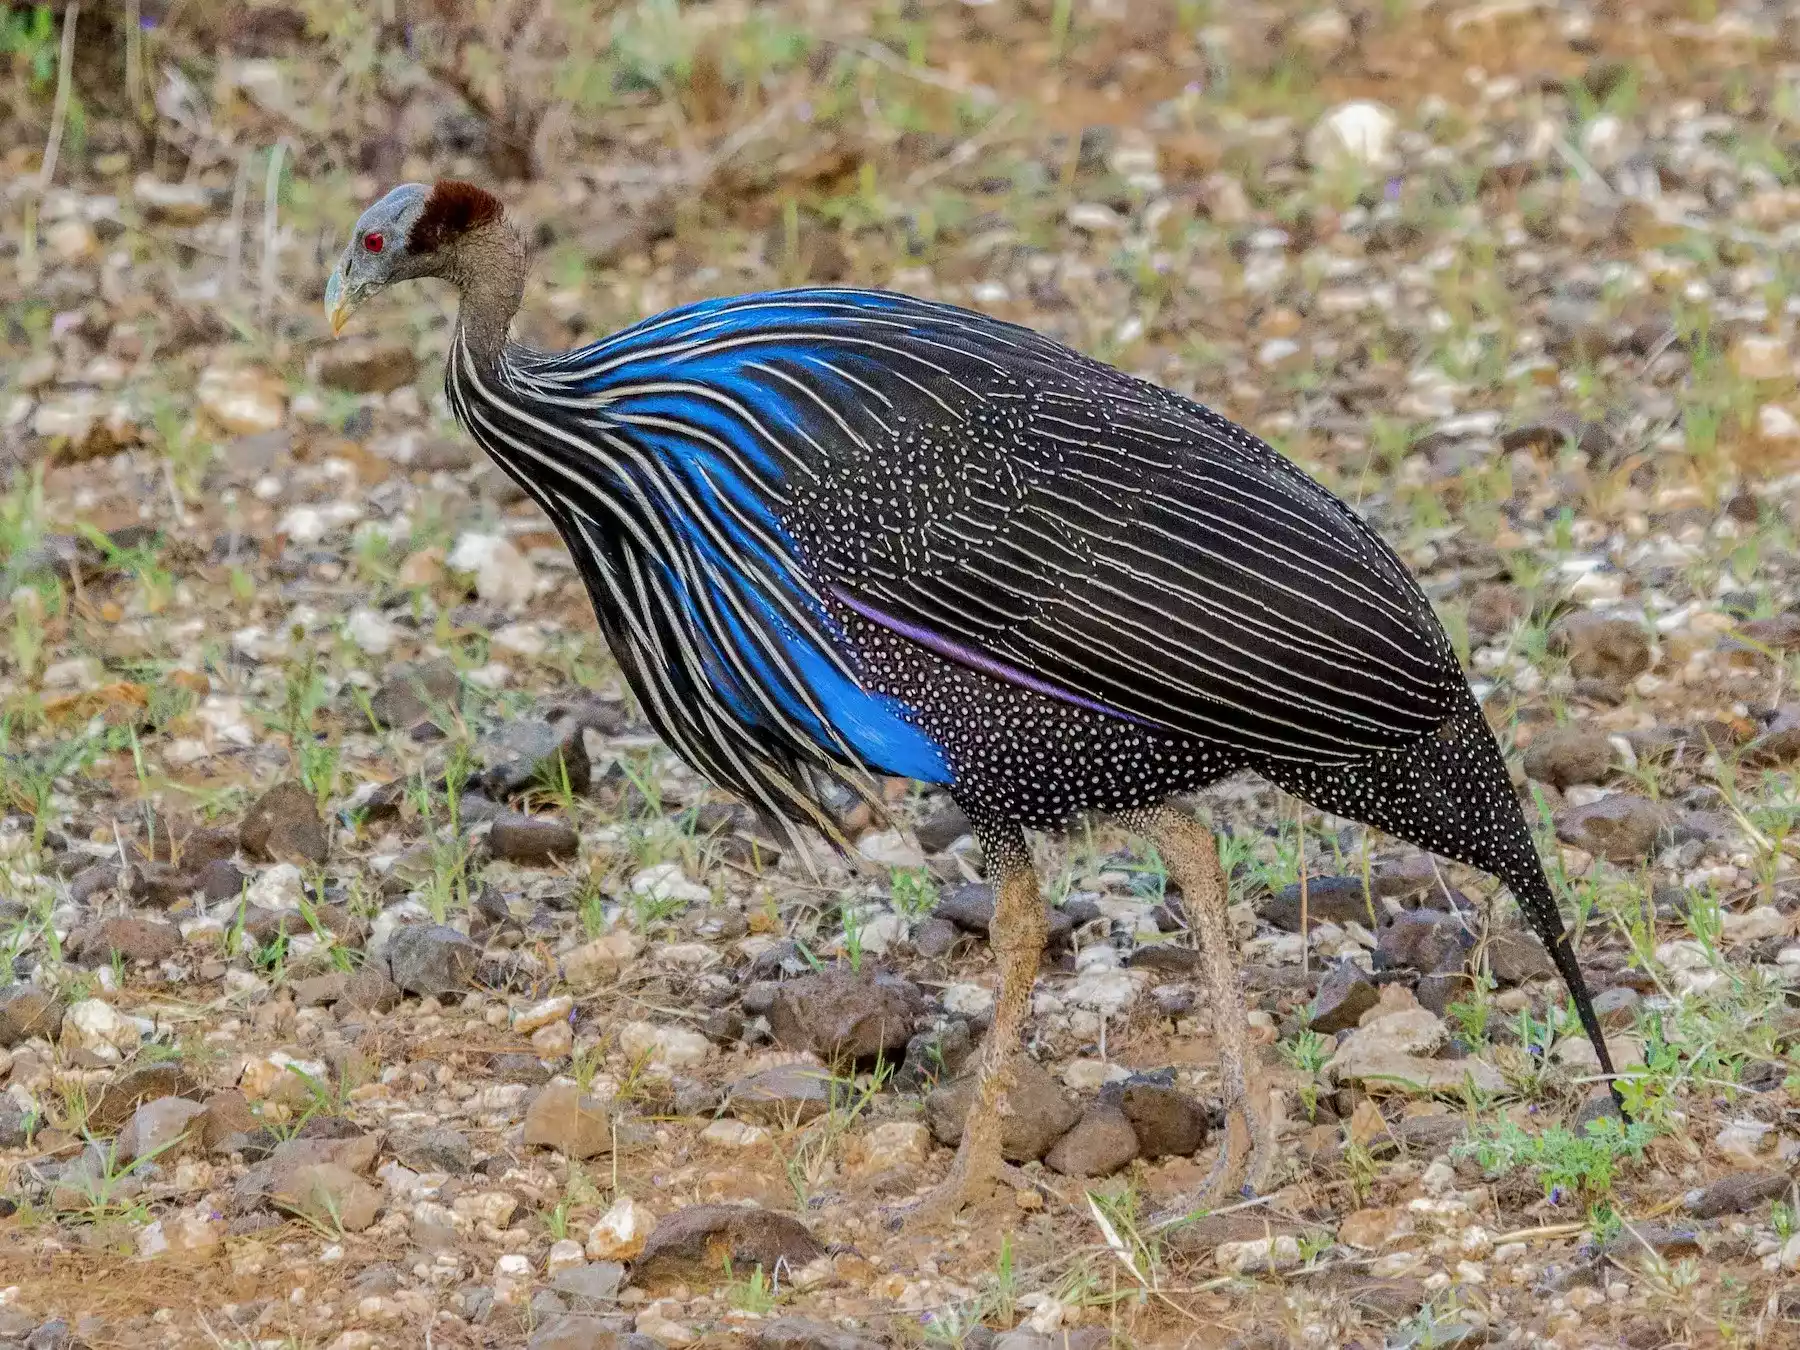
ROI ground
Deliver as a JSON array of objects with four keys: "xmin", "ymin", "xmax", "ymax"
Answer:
[{"xmin": 0, "ymin": 0, "xmax": 1798, "ymax": 1347}]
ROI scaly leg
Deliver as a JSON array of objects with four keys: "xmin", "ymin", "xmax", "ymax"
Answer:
[
  {"xmin": 908, "ymin": 821, "xmax": 1048, "ymax": 1223},
  {"xmin": 1124, "ymin": 804, "xmax": 1277, "ymax": 1212}
]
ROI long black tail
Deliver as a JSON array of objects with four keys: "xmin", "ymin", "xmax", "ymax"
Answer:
[{"xmin": 1265, "ymin": 704, "xmax": 1621, "ymax": 1110}]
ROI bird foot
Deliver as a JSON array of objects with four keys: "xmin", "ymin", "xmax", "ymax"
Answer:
[
  {"xmin": 887, "ymin": 1159, "xmax": 1043, "ymax": 1229},
  {"xmin": 1153, "ymin": 1084, "xmax": 1282, "ymax": 1228}
]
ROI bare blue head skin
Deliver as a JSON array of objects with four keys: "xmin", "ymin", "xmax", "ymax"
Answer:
[{"xmin": 323, "ymin": 182, "xmax": 434, "ymax": 335}]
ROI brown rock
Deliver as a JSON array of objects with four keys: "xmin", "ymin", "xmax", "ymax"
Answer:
[
  {"xmin": 89, "ymin": 1062, "xmax": 203, "ymax": 1133},
  {"xmin": 523, "ymin": 1082, "xmax": 613, "ymax": 1160},
  {"xmin": 767, "ymin": 970, "xmax": 923, "ymax": 1068},
  {"xmin": 489, "ymin": 810, "xmax": 580, "ymax": 864},
  {"xmin": 199, "ymin": 1090, "xmax": 259, "ymax": 1153},
  {"xmin": 342, "ymin": 962, "xmax": 401, "ymax": 1012},
  {"xmin": 1685, "ymin": 1169, "xmax": 1794, "ymax": 1218},
  {"xmin": 78, "ymin": 916, "xmax": 180, "ymax": 967},
  {"xmin": 314, "ymin": 337, "xmax": 419, "ymax": 395},
  {"xmin": 239, "ymin": 781, "xmax": 329, "ymax": 865},
  {"xmin": 269, "ymin": 1161, "xmax": 382, "ymax": 1231},
  {"xmin": 529, "ymin": 1315, "xmax": 624, "ymax": 1350},
  {"xmin": 0, "ymin": 986, "xmax": 63, "ymax": 1046},
  {"xmin": 293, "ymin": 973, "xmax": 348, "ymax": 1007},
  {"xmin": 1522, "ymin": 724, "xmax": 1619, "ymax": 789},
  {"xmin": 1552, "ymin": 613, "xmax": 1651, "ymax": 686},
  {"xmin": 1554, "ymin": 795, "xmax": 1674, "ymax": 862},
  {"xmin": 1465, "ymin": 583, "xmax": 1529, "ymax": 641},
  {"xmin": 633, "ymin": 1204, "xmax": 824, "ymax": 1289},
  {"xmin": 925, "ymin": 1055, "xmax": 1080, "ymax": 1162},
  {"xmin": 1485, "ymin": 930, "xmax": 1555, "ymax": 985},
  {"xmin": 1045, "ymin": 1103, "xmax": 1139, "ymax": 1178},
  {"xmin": 1743, "ymin": 704, "xmax": 1800, "ymax": 768},
  {"xmin": 1103, "ymin": 1073, "xmax": 1207, "ymax": 1158}
]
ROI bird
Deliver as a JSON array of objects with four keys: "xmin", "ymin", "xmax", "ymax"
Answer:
[{"xmin": 327, "ymin": 180, "xmax": 1620, "ymax": 1218}]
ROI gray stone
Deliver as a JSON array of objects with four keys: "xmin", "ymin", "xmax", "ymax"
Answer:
[
  {"xmin": 750, "ymin": 1315, "xmax": 887, "ymax": 1349},
  {"xmin": 479, "ymin": 715, "xmax": 590, "ymax": 799},
  {"xmin": 368, "ymin": 658, "xmax": 461, "ymax": 730},
  {"xmin": 386, "ymin": 924, "xmax": 481, "ymax": 996},
  {"xmin": 550, "ymin": 1261, "xmax": 625, "ymax": 1309},
  {"xmin": 1554, "ymin": 795, "xmax": 1675, "ymax": 862},
  {"xmin": 727, "ymin": 1065, "xmax": 834, "ymax": 1125},
  {"xmin": 393, "ymin": 1126, "xmax": 473, "ymax": 1174},
  {"xmin": 1309, "ymin": 959, "xmax": 1380, "ymax": 1034},
  {"xmin": 1264, "ymin": 875, "xmax": 1375, "ymax": 931}
]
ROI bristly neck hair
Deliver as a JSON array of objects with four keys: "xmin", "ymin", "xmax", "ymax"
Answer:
[{"xmin": 413, "ymin": 180, "xmax": 526, "ymax": 372}]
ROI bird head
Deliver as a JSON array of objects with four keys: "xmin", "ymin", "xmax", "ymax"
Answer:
[{"xmin": 325, "ymin": 180, "xmax": 505, "ymax": 334}]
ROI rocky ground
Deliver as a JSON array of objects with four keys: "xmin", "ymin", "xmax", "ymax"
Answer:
[{"xmin": 1, "ymin": 0, "xmax": 1800, "ymax": 1346}]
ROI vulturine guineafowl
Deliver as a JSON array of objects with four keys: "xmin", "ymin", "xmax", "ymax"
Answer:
[{"xmin": 326, "ymin": 180, "xmax": 1619, "ymax": 1219}]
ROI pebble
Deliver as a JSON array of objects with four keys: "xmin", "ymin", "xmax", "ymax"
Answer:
[
  {"xmin": 587, "ymin": 1196, "xmax": 655, "ymax": 1261},
  {"xmin": 523, "ymin": 1083, "xmax": 613, "ymax": 1160},
  {"xmin": 447, "ymin": 533, "xmax": 537, "ymax": 610},
  {"xmin": 1305, "ymin": 100, "xmax": 1397, "ymax": 172}
]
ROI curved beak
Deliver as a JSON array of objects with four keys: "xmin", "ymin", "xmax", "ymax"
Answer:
[{"xmin": 324, "ymin": 262, "xmax": 356, "ymax": 336}]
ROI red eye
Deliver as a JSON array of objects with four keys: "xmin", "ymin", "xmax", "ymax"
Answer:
[{"xmin": 363, "ymin": 231, "xmax": 385, "ymax": 254}]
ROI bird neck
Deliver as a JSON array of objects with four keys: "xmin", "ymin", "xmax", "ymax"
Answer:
[{"xmin": 447, "ymin": 219, "xmax": 527, "ymax": 373}]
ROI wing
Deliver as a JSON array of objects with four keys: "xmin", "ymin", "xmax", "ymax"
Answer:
[
  {"xmin": 546, "ymin": 288, "xmax": 1463, "ymax": 765},
  {"xmin": 764, "ymin": 292, "xmax": 1463, "ymax": 763}
]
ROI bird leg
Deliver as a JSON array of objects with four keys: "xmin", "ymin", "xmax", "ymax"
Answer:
[
  {"xmin": 1126, "ymin": 804, "xmax": 1276, "ymax": 1212},
  {"xmin": 908, "ymin": 826, "xmax": 1047, "ymax": 1223}
]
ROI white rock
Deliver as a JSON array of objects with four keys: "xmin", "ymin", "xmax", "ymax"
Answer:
[
  {"xmin": 46, "ymin": 217, "xmax": 98, "ymax": 263},
  {"xmin": 1553, "ymin": 1034, "xmax": 1644, "ymax": 1073},
  {"xmin": 1722, "ymin": 906, "xmax": 1792, "ymax": 945},
  {"xmin": 546, "ymin": 1239, "xmax": 586, "ymax": 1275},
  {"xmin": 1715, "ymin": 1118, "xmax": 1775, "ymax": 1163},
  {"xmin": 279, "ymin": 502, "xmax": 362, "ymax": 544},
  {"xmin": 586, "ymin": 1195, "xmax": 654, "ymax": 1260},
  {"xmin": 1759, "ymin": 404, "xmax": 1800, "ymax": 441},
  {"xmin": 564, "ymin": 929, "xmax": 644, "ymax": 987},
  {"xmin": 857, "ymin": 828, "xmax": 925, "ymax": 870},
  {"xmin": 629, "ymin": 863, "xmax": 710, "ymax": 906},
  {"xmin": 635, "ymin": 1311, "xmax": 698, "ymax": 1347},
  {"xmin": 856, "ymin": 1121, "xmax": 933, "ymax": 1172},
  {"xmin": 197, "ymin": 364, "xmax": 285, "ymax": 435},
  {"xmin": 492, "ymin": 1252, "xmax": 534, "ymax": 1306},
  {"xmin": 850, "ymin": 911, "xmax": 907, "ymax": 956},
  {"xmin": 1305, "ymin": 100, "xmax": 1398, "ymax": 173},
  {"xmin": 447, "ymin": 533, "xmax": 536, "ymax": 611},
  {"xmin": 618, "ymin": 1020, "xmax": 713, "ymax": 1068},
  {"xmin": 656, "ymin": 942, "xmax": 721, "ymax": 970},
  {"xmin": 514, "ymin": 995, "xmax": 574, "ymax": 1034},
  {"xmin": 490, "ymin": 622, "xmax": 547, "ymax": 657},
  {"xmin": 195, "ymin": 694, "xmax": 256, "ymax": 746},
  {"xmin": 700, "ymin": 1118, "xmax": 770, "ymax": 1149},
  {"xmin": 1075, "ymin": 944, "xmax": 1120, "ymax": 972},
  {"xmin": 345, "ymin": 607, "xmax": 397, "ymax": 655},
  {"xmin": 1217, "ymin": 1235, "xmax": 1302, "ymax": 1274},
  {"xmin": 1065, "ymin": 202, "xmax": 1125, "ymax": 233},
  {"xmin": 942, "ymin": 982, "xmax": 995, "ymax": 1017},
  {"xmin": 1781, "ymin": 1232, "xmax": 1800, "ymax": 1272},
  {"xmin": 246, "ymin": 863, "xmax": 305, "ymax": 913},
  {"xmin": 60, "ymin": 999, "xmax": 139, "ymax": 1063},
  {"xmin": 1062, "ymin": 1058, "xmax": 1130, "ymax": 1091},
  {"xmin": 1065, "ymin": 968, "xmax": 1142, "ymax": 1015}
]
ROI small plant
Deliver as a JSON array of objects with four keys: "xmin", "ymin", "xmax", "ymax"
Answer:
[
  {"xmin": 1456, "ymin": 1115, "xmax": 1654, "ymax": 1207},
  {"xmin": 889, "ymin": 867, "xmax": 938, "ymax": 919},
  {"xmin": 724, "ymin": 1259, "xmax": 777, "ymax": 1314},
  {"xmin": 1279, "ymin": 1028, "xmax": 1332, "ymax": 1120}
]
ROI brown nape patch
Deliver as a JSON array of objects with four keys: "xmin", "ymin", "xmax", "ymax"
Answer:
[{"xmin": 408, "ymin": 180, "xmax": 504, "ymax": 254}]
